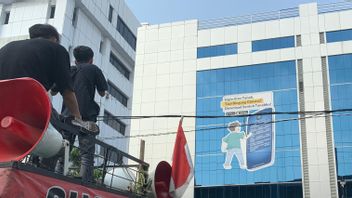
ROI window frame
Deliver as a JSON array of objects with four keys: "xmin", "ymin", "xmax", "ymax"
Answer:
[
  {"xmin": 103, "ymin": 110, "xmax": 126, "ymax": 135},
  {"xmin": 109, "ymin": 52, "xmax": 130, "ymax": 80},
  {"xmin": 197, "ymin": 43, "xmax": 238, "ymax": 59},
  {"xmin": 107, "ymin": 80, "xmax": 128, "ymax": 107},
  {"xmin": 4, "ymin": 11, "xmax": 10, "ymax": 25},
  {"xmin": 252, "ymin": 36, "xmax": 295, "ymax": 52}
]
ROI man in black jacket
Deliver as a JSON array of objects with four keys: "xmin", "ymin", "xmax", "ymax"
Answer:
[
  {"xmin": 52, "ymin": 45, "xmax": 108, "ymax": 183},
  {"xmin": 0, "ymin": 24, "xmax": 82, "ymax": 169}
]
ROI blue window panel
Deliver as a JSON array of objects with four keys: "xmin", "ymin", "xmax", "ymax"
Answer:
[
  {"xmin": 326, "ymin": 29, "xmax": 352, "ymax": 43},
  {"xmin": 197, "ymin": 43, "xmax": 237, "ymax": 58},
  {"xmin": 329, "ymin": 54, "xmax": 352, "ymax": 178},
  {"xmin": 252, "ymin": 36, "xmax": 295, "ymax": 52}
]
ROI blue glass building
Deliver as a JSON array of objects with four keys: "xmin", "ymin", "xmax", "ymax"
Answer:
[{"xmin": 132, "ymin": 2, "xmax": 352, "ymax": 198}]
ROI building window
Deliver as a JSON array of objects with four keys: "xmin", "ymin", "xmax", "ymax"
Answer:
[
  {"xmin": 108, "ymin": 5, "xmax": 113, "ymax": 22},
  {"xmin": 107, "ymin": 81, "xmax": 128, "ymax": 107},
  {"xmin": 116, "ymin": 16, "xmax": 137, "ymax": 50},
  {"xmin": 103, "ymin": 111, "xmax": 126, "ymax": 135},
  {"xmin": 197, "ymin": 43, "xmax": 238, "ymax": 58},
  {"xmin": 326, "ymin": 29, "xmax": 352, "ymax": 43},
  {"xmin": 252, "ymin": 36, "xmax": 295, "ymax": 52},
  {"xmin": 99, "ymin": 147, "xmax": 123, "ymax": 164},
  {"xmin": 319, "ymin": 32, "xmax": 325, "ymax": 44},
  {"xmin": 99, "ymin": 40, "xmax": 104, "ymax": 53},
  {"xmin": 4, "ymin": 12, "xmax": 10, "ymax": 24},
  {"xmin": 109, "ymin": 52, "xmax": 130, "ymax": 80},
  {"xmin": 296, "ymin": 35, "xmax": 302, "ymax": 47},
  {"xmin": 72, "ymin": 7, "xmax": 78, "ymax": 26},
  {"xmin": 328, "ymin": 54, "xmax": 352, "ymax": 178},
  {"xmin": 49, "ymin": 5, "xmax": 56, "ymax": 19}
]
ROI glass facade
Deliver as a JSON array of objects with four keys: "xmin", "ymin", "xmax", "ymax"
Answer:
[
  {"xmin": 195, "ymin": 183, "xmax": 303, "ymax": 198},
  {"xmin": 326, "ymin": 29, "xmax": 352, "ymax": 43},
  {"xmin": 197, "ymin": 43, "xmax": 237, "ymax": 58},
  {"xmin": 252, "ymin": 36, "xmax": 295, "ymax": 52},
  {"xmin": 195, "ymin": 60, "xmax": 302, "ymax": 192},
  {"xmin": 328, "ymin": 54, "xmax": 352, "ymax": 179}
]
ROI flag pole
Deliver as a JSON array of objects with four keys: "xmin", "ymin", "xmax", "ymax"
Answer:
[{"xmin": 180, "ymin": 115, "xmax": 184, "ymax": 124}]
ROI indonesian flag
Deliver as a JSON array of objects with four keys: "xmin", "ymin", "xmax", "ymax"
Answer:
[{"xmin": 169, "ymin": 117, "xmax": 194, "ymax": 198}]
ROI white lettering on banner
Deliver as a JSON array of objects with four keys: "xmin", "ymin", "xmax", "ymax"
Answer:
[{"xmin": 46, "ymin": 186, "xmax": 102, "ymax": 198}]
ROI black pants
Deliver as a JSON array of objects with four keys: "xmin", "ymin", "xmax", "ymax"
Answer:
[
  {"xmin": 78, "ymin": 134, "xmax": 96, "ymax": 183},
  {"xmin": 54, "ymin": 120, "xmax": 97, "ymax": 183},
  {"xmin": 54, "ymin": 132, "xmax": 96, "ymax": 184}
]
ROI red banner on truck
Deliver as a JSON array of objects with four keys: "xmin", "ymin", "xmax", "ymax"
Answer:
[{"xmin": 0, "ymin": 167, "xmax": 128, "ymax": 198}]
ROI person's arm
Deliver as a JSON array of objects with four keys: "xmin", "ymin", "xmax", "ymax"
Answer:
[
  {"xmin": 95, "ymin": 67, "xmax": 108, "ymax": 97},
  {"xmin": 62, "ymin": 89, "xmax": 81, "ymax": 119}
]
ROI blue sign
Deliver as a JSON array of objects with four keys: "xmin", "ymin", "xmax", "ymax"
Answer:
[{"xmin": 246, "ymin": 108, "xmax": 274, "ymax": 171}]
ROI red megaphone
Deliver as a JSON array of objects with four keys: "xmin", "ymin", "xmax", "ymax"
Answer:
[
  {"xmin": 152, "ymin": 161, "xmax": 173, "ymax": 198},
  {"xmin": 0, "ymin": 78, "xmax": 54, "ymax": 163}
]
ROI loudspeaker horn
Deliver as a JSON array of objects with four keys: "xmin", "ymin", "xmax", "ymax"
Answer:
[
  {"xmin": 151, "ymin": 161, "xmax": 172, "ymax": 198},
  {"xmin": 0, "ymin": 78, "xmax": 63, "ymax": 163}
]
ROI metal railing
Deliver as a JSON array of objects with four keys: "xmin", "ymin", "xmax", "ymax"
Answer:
[
  {"xmin": 318, "ymin": 1, "xmax": 352, "ymax": 14},
  {"xmin": 20, "ymin": 117, "xmax": 150, "ymax": 197},
  {"xmin": 198, "ymin": 1, "xmax": 352, "ymax": 30},
  {"xmin": 198, "ymin": 7, "xmax": 299, "ymax": 30}
]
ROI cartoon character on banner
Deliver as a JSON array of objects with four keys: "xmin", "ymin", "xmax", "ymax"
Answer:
[{"xmin": 221, "ymin": 121, "xmax": 251, "ymax": 170}]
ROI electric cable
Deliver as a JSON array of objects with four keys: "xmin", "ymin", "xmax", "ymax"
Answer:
[
  {"xmin": 96, "ymin": 108, "xmax": 352, "ymax": 121},
  {"xmin": 99, "ymin": 112, "xmax": 352, "ymax": 140}
]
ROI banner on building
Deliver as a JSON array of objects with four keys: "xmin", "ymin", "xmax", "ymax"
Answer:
[{"xmin": 220, "ymin": 91, "xmax": 275, "ymax": 171}]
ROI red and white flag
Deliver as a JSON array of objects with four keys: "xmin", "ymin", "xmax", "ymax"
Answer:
[{"xmin": 169, "ymin": 117, "xmax": 194, "ymax": 198}]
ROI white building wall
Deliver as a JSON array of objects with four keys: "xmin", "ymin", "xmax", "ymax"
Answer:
[
  {"xmin": 132, "ymin": 2, "xmax": 352, "ymax": 198},
  {"xmin": 0, "ymin": 0, "xmax": 140, "ymax": 153},
  {"xmin": 130, "ymin": 20, "xmax": 198, "ymax": 198}
]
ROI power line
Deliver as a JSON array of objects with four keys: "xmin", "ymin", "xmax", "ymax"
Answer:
[
  {"xmin": 96, "ymin": 108, "xmax": 352, "ymax": 121},
  {"xmin": 100, "ymin": 112, "xmax": 352, "ymax": 140}
]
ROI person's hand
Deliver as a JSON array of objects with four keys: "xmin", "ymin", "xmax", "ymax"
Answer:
[
  {"xmin": 87, "ymin": 121, "xmax": 99, "ymax": 133},
  {"xmin": 221, "ymin": 142, "xmax": 227, "ymax": 152}
]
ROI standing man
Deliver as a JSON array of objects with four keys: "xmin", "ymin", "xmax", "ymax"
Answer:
[
  {"xmin": 52, "ymin": 45, "xmax": 108, "ymax": 183},
  {"xmin": 0, "ymin": 24, "xmax": 81, "ymax": 119}
]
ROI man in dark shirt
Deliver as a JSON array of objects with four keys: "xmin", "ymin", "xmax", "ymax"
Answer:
[
  {"xmin": 0, "ymin": 24, "xmax": 81, "ymax": 119},
  {"xmin": 61, "ymin": 46, "xmax": 108, "ymax": 122},
  {"xmin": 52, "ymin": 45, "xmax": 108, "ymax": 183}
]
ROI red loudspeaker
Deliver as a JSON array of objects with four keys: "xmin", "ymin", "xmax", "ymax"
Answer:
[
  {"xmin": 0, "ymin": 78, "xmax": 60, "ymax": 163},
  {"xmin": 152, "ymin": 161, "xmax": 172, "ymax": 198}
]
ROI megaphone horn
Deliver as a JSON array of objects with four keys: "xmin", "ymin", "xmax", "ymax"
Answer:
[
  {"xmin": 1, "ymin": 116, "xmax": 42, "ymax": 147},
  {"xmin": 151, "ymin": 161, "xmax": 172, "ymax": 198},
  {"xmin": 0, "ymin": 78, "xmax": 63, "ymax": 163}
]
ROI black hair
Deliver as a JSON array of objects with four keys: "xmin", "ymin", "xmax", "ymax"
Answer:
[
  {"xmin": 73, "ymin": 45, "xmax": 94, "ymax": 63},
  {"xmin": 29, "ymin": 24, "xmax": 60, "ymax": 41}
]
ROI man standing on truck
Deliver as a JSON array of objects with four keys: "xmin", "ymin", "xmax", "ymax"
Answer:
[
  {"xmin": 0, "ymin": 23, "xmax": 81, "ymax": 120},
  {"xmin": 52, "ymin": 45, "xmax": 108, "ymax": 183}
]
